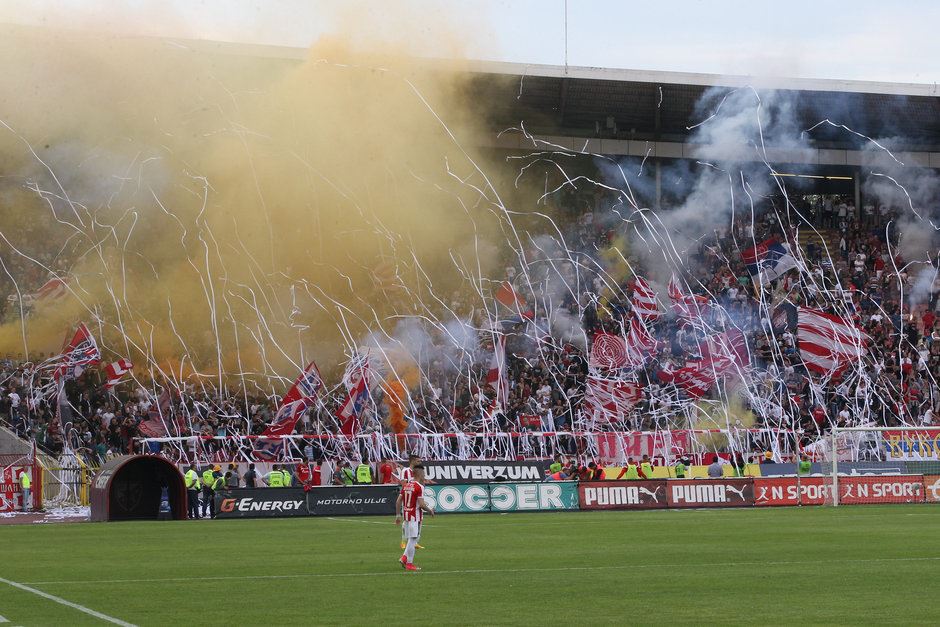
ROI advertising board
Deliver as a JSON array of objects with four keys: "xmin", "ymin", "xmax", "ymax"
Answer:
[
  {"xmin": 579, "ymin": 481, "xmax": 668, "ymax": 510},
  {"xmin": 666, "ymin": 479, "xmax": 754, "ymax": 508}
]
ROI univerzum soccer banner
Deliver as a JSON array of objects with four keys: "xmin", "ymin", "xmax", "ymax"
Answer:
[{"xmin": 423, "ymin": 482, "xmax": 579, "ymax": 513}]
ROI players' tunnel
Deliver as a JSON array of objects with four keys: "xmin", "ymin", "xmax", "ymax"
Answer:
[{"xmin": 90, "ymin": 455, "xmax": 186, "ymax": 521}]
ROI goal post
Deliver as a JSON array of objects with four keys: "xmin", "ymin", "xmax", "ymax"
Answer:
[{"xmin": 822, "ymin": 426, "xmax": 940, "ymax": 506}]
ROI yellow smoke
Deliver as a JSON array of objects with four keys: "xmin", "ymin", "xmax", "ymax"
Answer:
[{"xmin": 0, "ymin": 17, "xmax": 512, "ymax": 384}]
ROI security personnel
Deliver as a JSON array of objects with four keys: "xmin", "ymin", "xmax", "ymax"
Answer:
[
  {"xmin": 19, "ymin": 468, "xmax": 31, "ymax": 512},
  {"xmin": 674, "ymin": 457, "xmax": 688, "ymax": 479},
  {"xmin": 267, "ymin": 465, "xmax": 284, "ymax": 487},
  {"xmin": 639, "ymin": 455, "xmax": 655, "ymax": 480},
  {"xmin": 356, "ymin": 460, "xmax": 373, "ymax": 484},
  {"xmin": 340, "ymin": 462, "xmax": 356, "ymax": 485},
  {"xmin": 615, "ymin": 458, "xmax": 641, "ymax": 480},
  {"xmin": 184, "ymin": 464, "xmax": 202, "ymax": 519},
  {"xmin": 212, "ymin": 472, "xmax": 226, "ymax": 492},
  {"xmin": 282, "ymin": 466, "xmax": 292, "ymax": 487},
  {"xmin": 201, "ymin": 465, "xmax": 220, "ymax": 519},
  {"xmin": 798, "ymin": 454, "xmax": 812, "ymax": 476},
  {"xmin": 548, "ymin": 455, "xmax": 563, "ymax": 475}
]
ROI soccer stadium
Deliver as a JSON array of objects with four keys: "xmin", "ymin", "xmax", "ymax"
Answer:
[{"xmin": 1, "ymin": 4, "xmax": 940, "ymax": 625}]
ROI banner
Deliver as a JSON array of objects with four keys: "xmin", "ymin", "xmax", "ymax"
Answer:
[
  {"xmin": 754, "ymin": 477, "xmax": 833, "ymax": 506},
  {"xmin": 756, "ymin": 462, "xmax": 908, "ymax": 477},
  {"xmin": 667, "ymin": 479, "xmax": 754, "ymax": 508},
  {"xmin": 424, "ymin": 482, "xmax": 579, "ymax": 513},
  {"xmin": 424, "ymin": 461, "xmax": 546, "ymax": 484},
  {"xmin": 306, "ymin": 485, "xmax": 398, "ymax": 516},
  {"xmin": 579, "ymin": 481, "xmax": 668, "ymax": 510},
  {"xmin": 595, "ymin": 431, "xmax": 691, "ymax": 465},
  {"xmin": 924, "ymin": 475, "xmax": 940, "ymax": 503},
  {"xmin": 881, "ymin": 430, "xmax": 940, "ymax": 461},
  {"xmin": 0, "ymin": 466, "xmax": 28, "ymax": 513},
  {"xmin": 215, "ymin": 488, "xmax": 309, "ymax": 518},
  {"xmin": 839, "ymin": 476, "xmax": 925, "ymax": 505}
]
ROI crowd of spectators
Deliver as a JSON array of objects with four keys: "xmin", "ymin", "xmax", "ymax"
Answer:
[{"xmin": 2, "ymin": 189, "xmax": 939, "ymax": 464}]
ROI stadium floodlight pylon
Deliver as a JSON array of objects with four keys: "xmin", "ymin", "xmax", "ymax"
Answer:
[{"xmin": 821, "ymin": 426, "xmax": 940, "ymax": 506}]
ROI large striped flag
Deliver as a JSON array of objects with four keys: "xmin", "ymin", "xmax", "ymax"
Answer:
[
  {"xmin": 668, "ymin": 274, "xmax": 711, "ymax": 321},
  {"xmin": 797, "ymin": 308, "xmax": 869, "ymax": 375},
  {"xmin": 583, "ymin": 376, "xmax": 643, "ymax": 422},
  {"xmin": 631, "ymin": 276, "xmax": 662, "ymax": 320}
]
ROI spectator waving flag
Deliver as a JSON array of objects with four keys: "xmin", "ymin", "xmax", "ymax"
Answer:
[
  {"xmin": 263, "ymin": 360, "xmax": 324, "ymax": 437},
  {"xmin": 631, "ymin": 276, "xmax": 662, "ymax": 320},
  {"xmin": 336, "ymin": 378, "xmax": 370, "ymax": 436},
  {"xmin": 103, "ymin": 358, "xmax": 133, "ymax": 390},
  {"xmin": 53, "ymin": 323, "xmax": 101, "ymax": 382},
  {"xmin": 741, "ymin": 238, "xmax": 798, "ymax": 285},
  {"xmin": 281, "ymin": 361, "xmax": 324, "ymax": 406},
  {"xmin": 264, "ymin": 399, "xmax": 307, "ymax": 438},
  {"xmin": 583, "ymin": 376, "xmax": 643, "ymax": 422},
  {"xmin": 797, "ymin": 308, "xmax": 869, "ymax": 375}
]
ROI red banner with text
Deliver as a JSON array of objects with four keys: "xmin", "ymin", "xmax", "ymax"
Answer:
[
  {"xmin": 579, "ymin": 481, "xmax": 668, "ymax": 510},
  {"xmin": 666, "ymin": 478, "xmax": 754, "ymax": 508}
]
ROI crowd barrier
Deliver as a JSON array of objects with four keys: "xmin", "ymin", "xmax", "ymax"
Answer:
[{"xmin": 210, "ymin": 474, "xmax": 940, "ymax": 519}]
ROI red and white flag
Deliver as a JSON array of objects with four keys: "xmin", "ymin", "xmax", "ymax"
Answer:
[
  {"xmin": 583, "ymin": 376, "xmax": 643, "ymax": 422},
  {"xmin": 590, "ymin": 332, "xmax": 628, "ymax": 370},
  {"xmin": 797, "ymin": 308, "xmax": 869, "ymax": 375},
  {"xmin": 53, "ymin": 323, "xmax": 100, "ymax": 382},
  {"xmin": 624, "ymin": 317, "xmax": 659, "ymax": 366},
  {"xmin": 668, "ymin": 274, "xmax": 710, "ymax": 321},
  {"xmin": 494, "ymin": 282, "xmax": 533, "ymax": 319},
  {"xmin": 631, "ymin": 276, "xmax": 662, "ymax": 321},
  {"xmin": 104, "ymin": 358, "xmax": 133, "ymax": 390},
  {"xmin": 336, "ymin": 378, "xmax": 370, "ymax": 436},
  {"xmin": 33, "ymin": 278, "xmax": 69, "ymax": 302},
  {"xmin": 281, "ymin": 361, "xmax": 324, "ymax": 407},
  {"xmin": 138, "ymin": 388, "xmax": 177, "ymax": 438},
  {"xmin": 263, "ymin": 360, "xmax": 324, "ymax": 437},
  {"xmin": 485, "ymin": 335, "xmax": 509, "ymax": 413},
  {"xmin": 590, "ymin": 319, "xmax": 659, "ymax": 371}
]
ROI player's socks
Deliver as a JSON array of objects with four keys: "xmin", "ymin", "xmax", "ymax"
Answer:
[{"xmin": 405, "ymin": 538, "xmax": 417, "ymax": 563}]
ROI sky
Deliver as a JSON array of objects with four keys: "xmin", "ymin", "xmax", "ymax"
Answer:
[{"xmin": 2, "ymin": 0, "xmax": 939, "ymax": 84}]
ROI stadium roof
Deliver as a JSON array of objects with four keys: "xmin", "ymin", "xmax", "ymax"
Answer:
[
  {"xmin": 459, "ymin": 60, "xmax": 940, "ymax": 150},
  {"xmin": 164, "ymin": 37, "xmax": 940, "ymax": 151}
]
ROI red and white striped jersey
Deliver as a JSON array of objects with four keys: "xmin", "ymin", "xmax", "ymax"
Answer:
[{"xmin": 400, "ymin": 481, "xmax": 425, "ymax": 522}]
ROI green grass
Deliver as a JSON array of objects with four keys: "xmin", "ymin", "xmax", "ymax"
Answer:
[{"xmin": 1, "ymin": 506, "xmax": 939, "ymax": 625}]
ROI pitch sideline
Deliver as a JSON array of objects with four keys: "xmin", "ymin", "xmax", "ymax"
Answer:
[
  {"xmin": 0, "ymin": 577, "xmax": 136, "ymax": 626},
  {"xmin": 21, "ymin": 555, "xmax": 940, "ymax": 586}
]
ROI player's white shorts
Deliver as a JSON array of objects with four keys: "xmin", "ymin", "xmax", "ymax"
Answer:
[{"xmin": 402, "ymin": 520, "xmax": 422, "ymax": 540}]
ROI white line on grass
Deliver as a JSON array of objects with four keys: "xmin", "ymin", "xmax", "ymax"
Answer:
[
  {"xmin": 0, "ymin": 613, "xmax": 8, "ymax": 622},
  {"xmin": 22, "ymin": 556, "xmax": 940, "ymax": 586},
  {"xmin": 0, "ymin": 577, "xmax": 136, "ymax": 626}
]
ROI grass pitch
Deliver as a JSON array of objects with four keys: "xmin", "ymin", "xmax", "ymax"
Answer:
[{"xmin": 1, "ymin": 505, "xmax": 938, "ymax": 625}]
